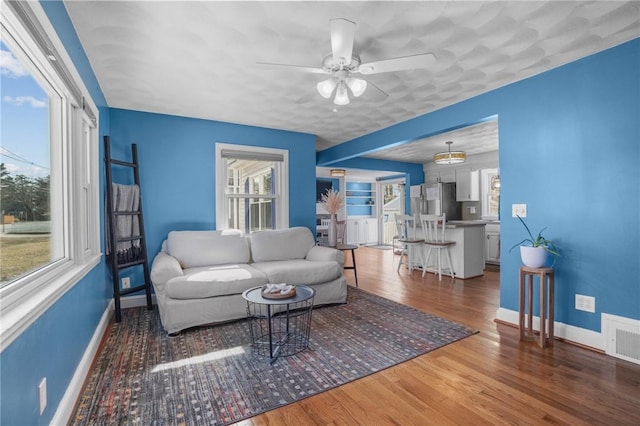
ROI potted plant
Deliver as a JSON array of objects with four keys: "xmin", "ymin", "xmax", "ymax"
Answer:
[
  {"xmin": 319, "ymin": 188, "xmax": 345, "ymax": 246},
  {"xmin": 509, "ymin": 215, "xmax": 559, "ymax": 268}
]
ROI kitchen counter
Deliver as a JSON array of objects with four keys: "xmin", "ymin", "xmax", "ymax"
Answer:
[
  {"xmin": 446, "ymin": 221, "xmax": 486, "ymax": 228},
  {"xmin": 447, "ymin": 220, "xmax": 500, "ymax": 227}
]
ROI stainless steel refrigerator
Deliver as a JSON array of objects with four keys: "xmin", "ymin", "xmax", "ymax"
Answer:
[{"xmin": 410, "ymin": 182, "xmax": 461, "ymax": 220}]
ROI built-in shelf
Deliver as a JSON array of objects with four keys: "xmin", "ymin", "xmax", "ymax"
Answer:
[{"xmin": 346, "ymin": 182, "xmax": 375, "ymax": 216}]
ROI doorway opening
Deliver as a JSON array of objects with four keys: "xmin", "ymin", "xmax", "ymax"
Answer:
[{"xmin": 379, "ymin": 181, "xmax": 405, "ymax": 247}]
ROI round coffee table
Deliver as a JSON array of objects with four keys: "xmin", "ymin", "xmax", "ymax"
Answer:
[{"xmin": 242, "ymin": 285, "xmax": 315, "ymax": 363}]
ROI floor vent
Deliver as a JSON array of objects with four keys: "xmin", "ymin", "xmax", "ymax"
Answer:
[{"xmin": 602, "ymin": 313, "xmax": 640, "ymax": 365}]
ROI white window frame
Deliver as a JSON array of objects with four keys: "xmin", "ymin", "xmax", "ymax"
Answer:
[
  {"xmin": 481, "ymin": 168, "xmax": 500, "ymax": 220},
  {"xmin": 0, "ymin": 2, "xmax": 101, "ymax": 351},
  {"xmin": 215, "ymin": 143, "xmax": 289, "ymax": 231}
]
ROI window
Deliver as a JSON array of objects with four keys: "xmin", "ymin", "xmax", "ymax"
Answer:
[
  {"xmin": 215, "ymin": 143, "xmax": 288, "ymax": 233},
  {"xmin": 0, "ymin": 2, "xmax": 100, "ymax": 350},
  {"xmin": 1, "ymin": 38, "xmax": 61, "ymax": 285},
  {"xmin": 481, "ymin": 168, "xmax": 500, "ymax": 220}
]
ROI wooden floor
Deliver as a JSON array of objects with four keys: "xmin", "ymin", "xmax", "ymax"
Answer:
[{"xmin": 241, "ymin": 246, "xmax": 640, "ymax": 425}]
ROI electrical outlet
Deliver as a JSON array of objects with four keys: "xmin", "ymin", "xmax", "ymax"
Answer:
[
  {"xmin": 38, "ymin": 378, "xmax": 47, "ymax": 415},
  {"xmin": 121, "ymin": 277, "xmax": 131, "ymax": 289},
  {"xmin": 512, "ymin": 204, "xmax": 527, "ymax": 218},
  {"xmin": 576, "ymin": 294, "xmax": 596, "ymax": 313}
]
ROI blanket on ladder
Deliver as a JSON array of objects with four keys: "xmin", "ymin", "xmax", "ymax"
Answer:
[{"xmin": 107, "ymin": 183, "xmax": 141, "ymax": 265}]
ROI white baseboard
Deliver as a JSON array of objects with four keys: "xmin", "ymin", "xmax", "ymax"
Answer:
[
  {"xmin": 51, "ymin": 299, "xmax": 114, "ymax": 425},
  {"xmin": 495, "ymin": 307, "xmax": 603, "ymax": 351},
  {"xmin": 120, "ymin": 293, "xmax": 157, "ymax": 309}
]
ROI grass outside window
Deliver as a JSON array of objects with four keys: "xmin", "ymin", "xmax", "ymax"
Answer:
[{"xmin": 0, "ymin": 234, "xmax": 50, "ymax": 283}]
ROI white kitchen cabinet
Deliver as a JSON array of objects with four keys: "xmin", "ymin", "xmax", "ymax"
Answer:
[
  {"xmin": 346, "ymin": 218, "xmax": 379, "ymax": 245},
  {"xmin": 456, "ymin": 169, "xmax": 480, "ymax": 201},
  {"xmin": 356, "ymin": 220, "xmax": 367, "ymax": 245},
  {"xmin": 485, "ymin": 223, "xmax": 500, "ymax": 264},
  {"xmin": 346, "ymin": 220, "xmax": 358, "ymax": 245},
  {"xmin": 366, "ymin": 219, "xmax": 378, "ymax": 245}
]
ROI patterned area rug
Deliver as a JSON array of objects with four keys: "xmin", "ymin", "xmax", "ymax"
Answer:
[{"xmin": 71, "ymin": 287, "xmax": 477, "ymax": 425}]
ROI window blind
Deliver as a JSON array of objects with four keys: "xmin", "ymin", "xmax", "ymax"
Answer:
[{"xmin": 220, "ymin": 149, "xmax": 284, "ymax": 162}]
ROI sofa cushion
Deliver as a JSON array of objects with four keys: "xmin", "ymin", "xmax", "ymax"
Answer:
[
  {"xmin": 252, "ymin": 259, "xmax": 342, "ymax": 285},
  {"xmin": 165, "ymin": 264, "xmax": 268, "ymax": 299},
  {"xmin": 250, "ymin": 227, "xmax": 315, "ymax": 262},
  {"xmin": 167, "ymin": 230, "xmax": 249, "ymax": 269}
]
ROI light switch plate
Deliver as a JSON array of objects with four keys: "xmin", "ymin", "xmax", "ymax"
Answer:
[{"xmin": 512, "ymin": 204, "xmax": 527, "ymax": 218}]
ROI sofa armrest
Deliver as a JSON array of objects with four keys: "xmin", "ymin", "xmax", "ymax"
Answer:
[
  {"xmin": 306, "ymin": 245, "xmax": 345, "ymax": 266},
  {"xmin": 150, "ymin": 252, "xmax": 183, "ymax": 292}
]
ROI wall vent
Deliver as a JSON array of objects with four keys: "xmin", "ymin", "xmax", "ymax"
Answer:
[{"xmin": 602, "ymin": 313, "xmax": 640, "ymax": 365}]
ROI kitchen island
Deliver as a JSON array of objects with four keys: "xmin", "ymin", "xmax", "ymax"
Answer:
[
  {"xmin": 443, "ymin": 221, "xmax": 486, "ymax": 279},
  {"xmin": 409, "ymin": 220, "xmax": 487, "ymax": 279}
]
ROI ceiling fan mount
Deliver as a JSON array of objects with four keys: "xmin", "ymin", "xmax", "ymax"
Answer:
[
  {"xmin": 321, "ymin": 53, "xmax": 361, "ymax": 73},
  {"xmin": 257, "ymin": 18, "xmax": 436, "ymax": 105}
]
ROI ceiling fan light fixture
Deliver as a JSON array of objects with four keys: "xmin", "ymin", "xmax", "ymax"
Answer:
[
  {"xmin": 434, "ymin": 141, "xmax": 466, "ymax": 165},
  {"xmin": 333, "ymin": 82, "xmax": 350, "ymax": 105},
  {"xmin": 346, "ymin": 76, "xmax": 367, "ymax": 97},
  {"xmin": 317, "ymin": 78, "xmax": 337, "ymax": 99}
]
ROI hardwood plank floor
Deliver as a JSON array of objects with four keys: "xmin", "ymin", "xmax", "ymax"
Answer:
[{"xmin": 239, "ymin": 246, "xmax": 640, "ymax": 425}]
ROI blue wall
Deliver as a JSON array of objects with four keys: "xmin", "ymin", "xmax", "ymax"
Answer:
[
  {"xmin": 320, "ymin": 39, "xmax": 640, "ymax": 330},
  {"xmin": 0, "ymin": 2, "xmax": 112, "ymax": 425},
  {"xmin": 108, "ymin": 108, "xmax": 317, "ymax": 257},
  {"xmin": 498, "ymin": 39, "xmax": 639, "ymax": 329}
]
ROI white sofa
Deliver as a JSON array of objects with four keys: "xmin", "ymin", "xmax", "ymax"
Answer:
[{"xmin": 150, "ymin": 227, "xmax": 347, "ymax": 334}]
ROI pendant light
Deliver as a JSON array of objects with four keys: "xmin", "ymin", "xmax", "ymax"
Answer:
[{"xmin": 433, "ymin": 141, "xmax": 466, "ymax": 165}]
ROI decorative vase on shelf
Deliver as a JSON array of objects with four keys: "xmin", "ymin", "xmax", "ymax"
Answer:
[
  {"xmin": 520, "ymin": 246, "xmax": 548, "ymax": 268},
  {"xmin": 327, "ymin": 214, "xmax": 337, "ymax": 247}
]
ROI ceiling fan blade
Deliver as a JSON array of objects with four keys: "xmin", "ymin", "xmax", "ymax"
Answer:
[
  {"xmin": 295, "ymin": 91, "xmax": 318, "ymax": 104},
  {"xmin": 256, "ymin": 62, "xmax": 327, "ymax": 74},
  {"xmin": 362, "ymin": 79, "xmax": 389, "ymax": 101},
  {"xmin": 358, "ymin": 53, "xmax": 436, "ymax": 75},
  {"xmin": 330, "ymin": 18, "xmax": 356, "ymax": 66}
]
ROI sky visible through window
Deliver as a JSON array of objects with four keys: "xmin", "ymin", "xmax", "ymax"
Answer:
[
  {"xmin": 1, "ymin": 41, "xmax": 49, "ymax": 179},
  {"xmin": 1, "ymin": 39, "xmax": 52, "ymax": 284}
]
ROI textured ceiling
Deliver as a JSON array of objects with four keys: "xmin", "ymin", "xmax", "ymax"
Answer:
[
  {"xmin": 365, "ymin": 118, "xmax": 499, "ymax": 163},
  {"xmin": 65, "ymin": 1, "xmax": 640, "ymax": 160}
]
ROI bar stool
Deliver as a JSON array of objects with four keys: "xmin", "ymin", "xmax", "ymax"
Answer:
[
  {"xmin": 519, "ymin": 266, "xmax": 555, "ymax": 348},
  {"xmin": 420, "ymin": 213, "xmax": 455, "ymax": 280},
  {"xmin": 395, "ymin": 214, "xmax": 422, "ymax": 273}
]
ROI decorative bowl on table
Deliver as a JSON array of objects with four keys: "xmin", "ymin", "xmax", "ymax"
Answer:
[{"xmin": 261, "ymin": 284, "xmax": 296, "ymax": 299}]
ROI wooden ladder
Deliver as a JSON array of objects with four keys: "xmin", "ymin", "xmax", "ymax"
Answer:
[{"xmin": 104, "ymin": 135, "xmax": 153, "ymax": 322}]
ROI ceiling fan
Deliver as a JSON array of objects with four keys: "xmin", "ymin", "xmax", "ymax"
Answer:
[{"xmin": 257, "ymin": 18, "xmax": 436, "ymax": 105}]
